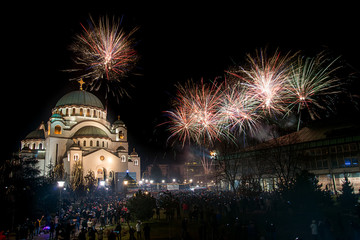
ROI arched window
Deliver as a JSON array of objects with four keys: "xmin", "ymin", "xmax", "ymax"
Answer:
[
  {"xmin": 134, "ymin": 159, "xmax": 139, "ymax": 166},
  {"xmin": 121, "ymin": 155, "xmax": 126, "ymax": 162},
  {"xmin": 74, "ymin": 154, "xmax": 79, "ymax": 161},
  {"xmin": 72, "ymin": 108, "xmax": 76, "ymax": 116},
  {"xmin": 32, "ymin": 143, "xmax": 36, "ymax": 149},
  {"xmin": 79, "ymin": 108, "xmax": 83, "ymax": 116},
  {"xmin": 102, "ymin": 141, "xmax": 105, "ymax": 147},
  {"xmin": 65, "ymin": 108, "xmax": 69, "ymax": 116},
  {"xmin": 54, "ymin": 125, "xmax": 62, "ymax": 134},
  {"xmin": 86, "ymin": 109, "xmax": 91, "ymax": 117},
  {"xmin": 96, "ymin": 140, "xmax": 99, "ymax": 147},
  {"xmin": 90, "ymin": 140, "xmax": 93, "ymax": 147},
  {"xmin": 83, "ymin": 140, "xmax": 86, "ymax": 146},
  {"xmin": 39, "ymin": 143, "xmax": 42, "ymax": 149}
]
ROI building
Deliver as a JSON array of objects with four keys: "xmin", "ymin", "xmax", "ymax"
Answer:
[
  {"xmin": 218, "ymin": 121, "xmax": 360, "ymax": 193},
  {"xmin": 19, "ymin": 86, "xmax": 141, "ymax": 187}
]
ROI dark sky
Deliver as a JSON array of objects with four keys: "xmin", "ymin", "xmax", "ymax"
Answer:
[{"xmin": 3, "ymin": 3, "xmax": 360, "ymax": 164}]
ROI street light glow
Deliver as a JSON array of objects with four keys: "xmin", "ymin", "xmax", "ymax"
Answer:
[{"xmin": 57, "ymin": 181, "xmax": 65, "ymax": 188}]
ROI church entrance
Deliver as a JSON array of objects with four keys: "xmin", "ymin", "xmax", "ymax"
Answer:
[{"xmin": 97, "ymin": 168, "xmax": 107, "ymax": 181}]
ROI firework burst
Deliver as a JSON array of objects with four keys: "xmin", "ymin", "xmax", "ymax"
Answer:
[
  {"xmin": 165, "ymin": 79, "xmax": 225, "ymax": 146},
  {"xmin": 240, "ymin": 49, "xmax": 296, "ymax": 115},
  {"xmin": 164, "ymin": 49, "xmax": 343, "ymax": 147},
  {"xmin": 69, "ymin": 15, "xmax": 138, "ymax": 98},
  {"xmin": 286, "ymin": 53, "xmax": 341, "ymax": 129},
  {"xmin": 218, "ymin": 82, "xmax": 260, "ymax": 136}
]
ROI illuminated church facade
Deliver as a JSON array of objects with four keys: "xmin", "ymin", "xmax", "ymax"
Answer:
[{"xmin": 20, "ymin": 86, "xmax": 141, "ymax": 186}]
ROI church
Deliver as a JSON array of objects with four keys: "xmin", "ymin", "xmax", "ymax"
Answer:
[{"xmin": 20, "ymin": 83, "xmax": 141, "ymax": 189}]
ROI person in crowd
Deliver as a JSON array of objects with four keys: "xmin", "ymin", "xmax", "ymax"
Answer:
[
  {"xmin": 310, "ymin": 220, "xmax": 319, "ymax": 240},
  {"xmin": 136, "ymin": 220, "xmax": 142, "ymax": 240}
]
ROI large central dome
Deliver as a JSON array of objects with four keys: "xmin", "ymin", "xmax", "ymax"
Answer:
[{"xmin": 55, "ymin": 90, "xmax": 104, "ymax": 109}]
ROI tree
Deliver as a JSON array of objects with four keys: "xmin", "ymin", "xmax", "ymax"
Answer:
[
  {"xmin": 54, "ymin": 159, "xmax": 65, "ymax": 181},
  {"xmin": 216, "ymin": 140, "xmax": 244, "ymax": 193},
  {"xmin": 263, "ymin": 132, "xmax": 304, "ymax": 191},
  {"xmin": 338, "ymin": 176, "xmax": 358, "ymax": 212},
  {"xmin": 0, "ymin": 156, "xmax": 41, "ymax": 229},
  {"xmin": 282, "ymin": 170, "xmax": 333, "ymax": 213},
  {"xmin": 71, "ymin": 160, "xmax": 84, "ymax": 193},
  {"xmin": 127, "ymin": 190, "xmax": 156, "ymax": 221},
  {"xmin": 84, "ymin": 170, "xmax": 96, "ymax": 193}
]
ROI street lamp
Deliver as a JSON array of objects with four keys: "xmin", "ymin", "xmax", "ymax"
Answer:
[
  {"xmin": 123, "ymin": 180, "xmax": 128, "ymax": 195},
  {"xmin": 99, "ymin": 180, "xmax": 106, "ymax": 187},
  {"xmin": 57, "ymin": 181, "xmax": 65, "ymax": 211}
]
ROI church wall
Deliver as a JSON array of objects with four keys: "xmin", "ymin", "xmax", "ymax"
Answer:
[
  {"xmin": 45, "ymin": 137, "xmax": 69, "ymax": 171},
  {"xmin": 82, "ymin": 149, "xmax": 128, "ymax": 181},
  {"xmin": 128, "ymin": 157, "xmax": 141, "ymax": 182}
]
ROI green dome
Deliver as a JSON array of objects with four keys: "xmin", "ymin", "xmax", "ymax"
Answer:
[
  {"xmin": 55, "ymin": 91, "xmax": 104, "ymax": 109},
  {"xmin": 25, "ymin": 129, "xmax": 45, "ymax": 140},
  {"xmin": 73, "ymin": 126, "xmax": 109, "ymax": 139}
]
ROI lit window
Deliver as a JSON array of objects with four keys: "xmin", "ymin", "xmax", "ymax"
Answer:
[
  {"xmin": 345, "ymin": 158, "xmax": 351, "ymax": 166},
  {"xmin": 134, "ymin": 159, "xmax": 138, "ymax": 166},
  {"xmin": 121, "ymin": 155, "xmax": 126, "ymax": 162},
  {"xmin": 74, "ymin": 154, "xmax": 79, "ymax": 161},
  {"xmin": 54, "ymin": 125, "xmax": 62, "ymax": 134},
  {"xmin": 119, "ymin": 131, "xmax": 124, "ymax": 139}
]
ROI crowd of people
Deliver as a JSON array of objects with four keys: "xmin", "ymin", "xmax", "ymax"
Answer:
[
  {"xmin": 13, "ymin": 193, "xmax": 146, "ymax": 240},
  {"xmin": 11, "ymin": 190, "xmax": 278, "ymax": 240},
  {"xmin": 10, "ymin": 189, "xmax": 360, "ymax": 240}
]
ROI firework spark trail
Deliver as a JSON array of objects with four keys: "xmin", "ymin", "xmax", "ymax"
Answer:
[{"xmin": 69, "ymin": 15, "xmax": 138, "ymax": 99}]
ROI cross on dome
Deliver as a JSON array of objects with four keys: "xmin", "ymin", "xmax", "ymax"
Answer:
[{"xmin": 78, "ymin": 79, "xmax": 85, "ymax": 90}]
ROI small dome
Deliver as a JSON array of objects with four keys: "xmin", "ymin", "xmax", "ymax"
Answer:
[
  {"xmin": 73, "ymin": 126, "xmax": 109, "ymax": 139},
  {"xmin": 55, "ymin": 90, "xmax": 104, "ymax": 109},
  {"xmin": 51, "ymin": 113, "xmax": 63, "ymax": 119},
  {"xmin": 113, "ymin": 115, "xmax": 125, "ymax": 126},
  {"xmin": 25, "ymin": 129, "xmax": 45, "ymax": 140},
  {"xmin": 130, "ymin": 148, "xmax": 138, "ymax": 156},
  {"xmin": 117, "ymin": 146, "xmax": 126, "ymax": 151}
]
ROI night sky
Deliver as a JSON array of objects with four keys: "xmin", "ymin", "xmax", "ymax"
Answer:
[{"xmin": 3, "ymin": 3, "xmax": 360, "ymax": 165}]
